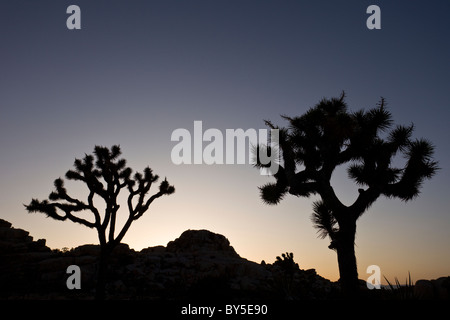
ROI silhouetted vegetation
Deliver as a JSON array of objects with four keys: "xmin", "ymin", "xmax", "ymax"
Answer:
[
  {"xmin": 274, "ymin": 252, "xmax": 299, "ymax": 275},
  {"xmin": 272, "ymin": 252, "xmax": 300, "ymax": 299},
  {"xmin": 25, "ymin": 145, "xmax": 175, "ymax": 299},
  {"xmin": 256, "ymin": 92, "xmax": 439, "ymax": 297},
  {"xmin": 381, "ymin": 272, "xmax": 416, "ymax": 300}
]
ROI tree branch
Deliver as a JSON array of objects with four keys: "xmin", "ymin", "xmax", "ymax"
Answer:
[{"xmin": 349, "ymin": 186, "xmax": 381, "ymax": 219}]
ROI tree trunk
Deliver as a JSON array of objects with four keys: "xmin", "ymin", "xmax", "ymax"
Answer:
[
  {"xmin": 335, "ymin": 219, "xmax": 359, "ymax": 297},
  {"xmin": 95, "ymin": 245, "xmax": 112, "ymax": 300}
]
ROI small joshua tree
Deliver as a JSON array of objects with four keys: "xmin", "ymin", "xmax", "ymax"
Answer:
[
  {"xmin": 273, "ymin": 252, "xmax": 299, "ymax": 298},
  {"xmin": 275, "ymin": 252, "xmax": 299, "ymax": 274},
  {"xmin": 25, "ymin": 145, "xmax": 175, "ymax": 299}
]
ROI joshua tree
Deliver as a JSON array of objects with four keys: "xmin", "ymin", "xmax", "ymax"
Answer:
[
  {"xmin": 273, "ymin": 252, "xmax": 299, "ymax": 298},
  {"xmin": 274, "ymin": 252, "xmax": 299, "ymax": 274},
  {"xmin": 25, "ymin": 145, "xmax": 175, "ymax": 299},
  {"xmin": 256, "ymin": 93, "xmax": 438, "ymax": 296}
]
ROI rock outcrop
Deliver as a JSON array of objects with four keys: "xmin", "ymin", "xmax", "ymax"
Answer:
[
  {"xmin": 9, "ymin": 219, "xmax": 448, "ymax": 300},
  {"xmin": 414, "ymin": 277, "xmax": 450, "ymax": 300},
  {"xmin": 0, "ymin": 219, "xmax": 339, "ymax": 299},
  {"xmin": 0, "ymin": 219, "xmax": 54, "ymax": 297},
  {"xmin": 166, "ymin": 229, "xmax": 239, "ymax": 257}
]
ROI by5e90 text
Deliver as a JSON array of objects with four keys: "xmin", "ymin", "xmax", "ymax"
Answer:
[
  {"xmin": 181, "ymin": 304, "xmax": 267, "ymax": 317},
  {"xmin": 224, "ymin": 305, "xmax": 267, "ymax": 315}
]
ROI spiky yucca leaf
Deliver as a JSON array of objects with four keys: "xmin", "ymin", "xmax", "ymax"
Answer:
[
  {"xmin": 259, "ymin": 183, "xmax": 287, "ymax": 205},
  {"xmin": 388, "ymin": 124, "xmax": 414, "ymax": 153},
  {"xmin": 159, "ymin": 178, "xmax": 175, "ymax": 195},
  {"xmin": 311, "ymin": 200, "xmax": 337, "ymax": 239}
]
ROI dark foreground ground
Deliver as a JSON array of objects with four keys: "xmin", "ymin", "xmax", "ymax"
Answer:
[{"xmin": 1, "ymin": 218, "xmax": 448, "ymax": 301}]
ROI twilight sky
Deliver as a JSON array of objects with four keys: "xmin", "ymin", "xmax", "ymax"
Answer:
[{"xmin": 1, "ymin": 0, "xmax": 449, "ymax": 283}]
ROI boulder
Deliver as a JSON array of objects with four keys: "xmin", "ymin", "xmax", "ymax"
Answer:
[
  {"xmin": 414, "ymin": 279, "xmax": 435, "ymax": 299},
  {"xmin": 141, "ymin": 245, "xmax": 165, "ymax": 254},
  {"xmin": 415, "ymin": 277, "xmax": 450, "ymax": 299},
  {"xmin": 72, "ymin": 244, "xmax": 101, "ymax": 257},
  {"xmin": 166, "ymin": 229, "xmax": 240, "ymax": 258},
  {"xmin": 0, "ymin": 226, "xmax": 30, "ymax": 240},
  {"xmin": 432, "ymin": 277, "xmax": 450, "ymax": 299},
  {"xmin": 0, "ymin": 219, "xmax": 12, "ymax": 228}
]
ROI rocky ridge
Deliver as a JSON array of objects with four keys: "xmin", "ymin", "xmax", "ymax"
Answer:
[
  {"xmin": 0, "ymin": 219, "xmax": 337, "ymax": 299},
  {"xmin": 1, "ymin": 219, "xmax": 448, "ymax": 299}
]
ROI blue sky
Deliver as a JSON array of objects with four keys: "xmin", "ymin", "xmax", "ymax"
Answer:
[{"xmin": 1, "ymin": 0, "xmax": 449, "ymax": 282}]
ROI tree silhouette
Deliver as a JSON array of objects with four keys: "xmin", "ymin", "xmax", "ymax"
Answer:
[
  {"xmin": 25, "ymin": 145, "xmax": 175, "ymax": 299},
  {"xmin": 273, "ymin": 252, "xmax": 299, "ymax": 298},
  {"xmin": 256, "ymin": 93, "xmax": 438, "ymax": 296},
  {"xmin": 274, "ymin": 252, "xmax": 299, "ymax": 273}
]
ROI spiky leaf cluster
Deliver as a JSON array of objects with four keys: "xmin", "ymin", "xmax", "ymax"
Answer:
[
  {"xmin": 25, "ymin": 145, "xmax": 175, "ymax": 247},
  {"xmin": 257, "ymin": 93, "xmax": 438, "ymax": 241}
]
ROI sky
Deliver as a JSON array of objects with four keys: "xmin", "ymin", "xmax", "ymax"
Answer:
[{"xmin": 1, "ymin": 0, "xmax": 449, "ymax": 284}]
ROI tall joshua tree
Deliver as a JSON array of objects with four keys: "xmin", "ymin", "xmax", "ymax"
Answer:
[
  {"xmin": 25, "ymin": 145, "xmax": 175, "ymax": 299},
  {"xmin": 256, "ymin": 93, "xmax": 438, "ymax": 296}
]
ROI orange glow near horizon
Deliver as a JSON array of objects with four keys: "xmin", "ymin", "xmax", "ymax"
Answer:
[{"xmin": 10, "ymin": 159, "xmax": 449, "ymax": 285}]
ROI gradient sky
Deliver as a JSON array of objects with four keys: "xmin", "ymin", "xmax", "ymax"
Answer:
[{"xmin": 1, "ymin": 0, "xmax": 449, "ymax": 284}]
